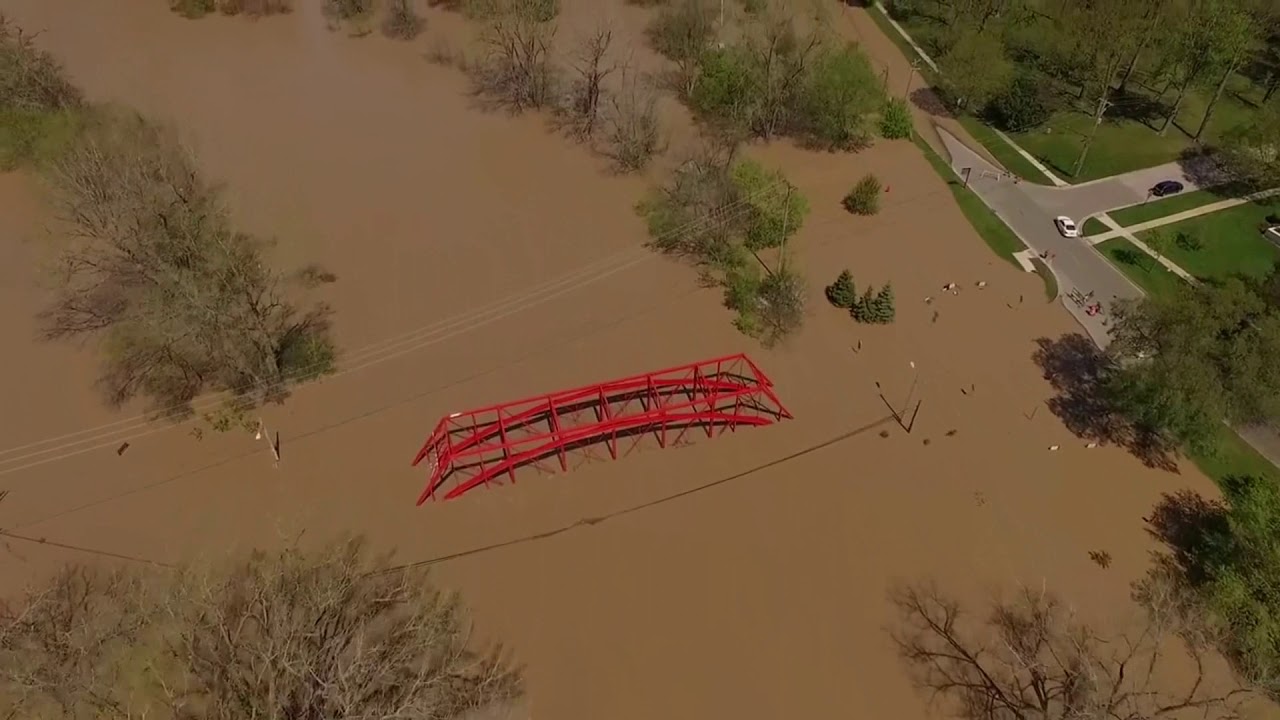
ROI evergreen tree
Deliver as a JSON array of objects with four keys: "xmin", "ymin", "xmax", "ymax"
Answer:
[
  {"xmin": 825, "ymin": 269, "xmax": 856, "ymax": 309},
  {"xmin": 873, "ymin": 282, "xmax": 896, "ymax": 323},
  {"xmin": 851, "ymin": 286, "xmax": 876, "ymax": 323}
]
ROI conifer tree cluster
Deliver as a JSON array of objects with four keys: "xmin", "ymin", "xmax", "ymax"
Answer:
[{"xmin": 825, "ymin": 270, "xmax": 894, "ymax": 324}]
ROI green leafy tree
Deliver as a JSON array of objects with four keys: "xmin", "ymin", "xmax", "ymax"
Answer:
[
  {"xmin": 796, "ymin": 42, "xmax": 883, "ymax": 150},
  {"xmin": 732, "ymin": 158, "xmax": 809, "ymax": 251},
  {"xmin": 641, "ymin": 149, "xmax": 809, "ymax": 344},
  {"xmin": 879, "ymin": 97, "xmax": 913, "ymax": 139},
  {"xmin": 983, "ymin": 71, "xmax": 1052, "ymax": 132},
  {"xmin": 1192, "ymin": 0, "xmax": 1260, "ymax": 141},
  {"xmin": 825, "ymin": 269, "xmax": 856, "ymax": 308},
  {"xmin": 842, "ymin": 174, "xmax": 882, "ymax": 216},
  {"xmin": 938, "ymin": 28, "xmax": 1013, "ymax": 111},
  {"xmin": 1105, "ymin": 278, "xmax": 1280, "ymax": 453},
  {"xmin": 1158, "ymin": 0, "xmax": 1254, "ymax": 137},
  {"xmin": 689, "ymin": 44, "xmax": 759, "ymax": 133},
  {"xmin": 1217, "ymin": 106, "xmax": 1280, "ymax": 189},
  {"xmin": 1198, "ymin": 473, "xmax": 1280, "ymax": 692}
]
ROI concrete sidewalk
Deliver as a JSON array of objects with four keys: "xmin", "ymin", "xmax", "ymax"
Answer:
[{"xmin": 1088, "ymin": 187, "xmax": 1280, "ymax": 243}]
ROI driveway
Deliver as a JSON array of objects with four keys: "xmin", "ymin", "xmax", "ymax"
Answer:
[{"xmin": 937, "ymin": 129, "xmax": 1141, "ymax": 347}]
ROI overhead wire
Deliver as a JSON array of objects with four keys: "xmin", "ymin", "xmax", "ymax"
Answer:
[{"xmin": 0, "ymin": 169, "xmax": 810, "ymax": 473}]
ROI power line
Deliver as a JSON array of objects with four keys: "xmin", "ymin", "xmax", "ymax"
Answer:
[
  {"xmin": 6, "ymin": 179, "xmax": 963, "ymax": 526},
  {"xmin": 0, "ymin": 170, "xmax": 810, "ymax": 473}
]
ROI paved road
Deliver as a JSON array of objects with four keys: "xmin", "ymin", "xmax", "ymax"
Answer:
[{"xmin": 938, "ymin": 129, "xmax": 1140, "ymax": 346}]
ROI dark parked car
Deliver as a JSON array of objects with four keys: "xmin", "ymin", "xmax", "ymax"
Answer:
[{"xmin": 1151, "ymin": 180, "xmax": 1185, "ymax": 197}]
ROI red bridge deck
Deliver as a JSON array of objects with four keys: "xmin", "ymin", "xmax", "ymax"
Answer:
[{"xmin": 411, "ymin": 354, "xmax": 791, "ymax": 503}]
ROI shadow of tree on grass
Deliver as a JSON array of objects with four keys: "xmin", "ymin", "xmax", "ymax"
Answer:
[{"xmin": 1032, "ymin": 333, "xmax": 1179, "ymax": 471}]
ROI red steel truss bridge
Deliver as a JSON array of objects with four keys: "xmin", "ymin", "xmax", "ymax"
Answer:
[{"xmin": 411, "ymin": 354, "xmax": 792, "ymax": 504}]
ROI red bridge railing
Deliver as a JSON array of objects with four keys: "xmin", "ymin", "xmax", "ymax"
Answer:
[{"xmin": 411, "ymin": 353, "xmax": 791, "ymax": 503}]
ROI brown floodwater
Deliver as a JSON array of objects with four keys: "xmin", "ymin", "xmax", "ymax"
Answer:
[{"xmin": 0, "ymin": 1, "xmax": 1239, "ymax": 718}]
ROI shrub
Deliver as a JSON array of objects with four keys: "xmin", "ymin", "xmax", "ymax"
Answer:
[
  {"xmin": 322, "ymin": 0, "xmax": 373, "ymax": 23},
  {"xmin": 215, "ymin": 0, "xmax": 294, "ymax": 14},
  {"xmin": 602, "ymin": 72, "xmax": 665, "ymax": 173},
  {"xmin": 170, "ymin": 0, "xmax": 217, "ymax": 17},
  {"xmin": 382, "ymin": 0, "xmax": 424, "ymax": 39},
  {"xmin": 843, "ymin": 174, "xmax": 882, "ymax": 216},
  {"xmin": 825, "ymin": 269, "xmax": 855, "ymax": 309},
  {"xmin": 464, "ymin": 0, "xmax": 558, "ymax": 21},
  {"xmin": 795, "ymin": 43, "xmax": 883, "ymax": 150},
  {"xmin": 879, "ymin": 97, "xmax": 912, "ymax": 139},
  {"xmin": 984, "ymin": 70, "xmax": 1052, "ymax": 132}
]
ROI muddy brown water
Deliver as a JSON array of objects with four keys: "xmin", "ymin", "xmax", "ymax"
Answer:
[{"xmin": 0, "ymin": 1, "xmax": 1236, "ymax": 718}]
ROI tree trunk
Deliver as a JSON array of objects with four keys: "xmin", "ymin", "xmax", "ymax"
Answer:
[
  {"xmin": 1073, "ymin": 91, "xmax": 1111, "ymax": 177},
  {"xmin": 1195, "ymin": 58, "xmax": 1240, "ymax": 141},
  {"xmin": 1118, "ymin": 46, "xmax": 1143, "ymax": 94},
  {"xmin": 1159, "ymin": 79, "xmax": 1191, "ymax": 135}
]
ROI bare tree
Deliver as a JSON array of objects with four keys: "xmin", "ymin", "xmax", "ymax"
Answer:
[
  {"xmin": 43, "ymin": 110, "xmax": 334, "ymax": 418},
  {"xmin": 561, "ymin": 25, "xmax": 617, "ymax": 140},
  {"xmin": 645, "ymin": 0, "xmax": 718, "ymax": 96},
  {"xmin": 0, "ymin": 538, "xmax": 523, "ymax": 720},
  {"xmin": 890, "ymin": 581, "xmax": 1251, "ymax": 720},
  {"xmin": 0, "ymin": 566, "xmax": 157, "ymax": 720},
  {"xmin": 469, "ymin": 1, "xmax": 558, "ymax": 111},
  {"xmin": 601, "ymin": 69, "xmax": 665, "ymax": 172},
  {"xmin": 0, "ymin": 14, "xmax": 82, "ymax": 114}
]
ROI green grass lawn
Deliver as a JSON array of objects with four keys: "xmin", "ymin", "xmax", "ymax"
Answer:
[
  {"xmin": 871, "ymin": 2, "xmax": 1266, "ymax": 185},
  {"xmin": 1106, "ymin": 189, "xmax": 1227, "ymax": 227},
  {"xmin": 1096, "ymin": 238, "xmax": 1186, "ymax": 298},
  {"xmin": 913, "ymin": 134, "xmax": 1025, "ymax": 266},
  {"xmin": 1082, "ymin": 217, "xmax": 1109, "ymax": 236},
  {"xmin": 1012, "ymin": 112, "xmax": 1190, "ymax": 183},
  {"xmin": 1010, "ymin": 76, "xmax": 1258, "ymax": 183},
  {"xmin": 1136, "ymin": 197, "xmax": 1280, "ymax": 281},
  {"xmin": 1189, "ymin": 424, "xmax": 1278, "ymax": 484}
]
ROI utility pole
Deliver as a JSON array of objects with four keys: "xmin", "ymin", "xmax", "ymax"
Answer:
[
  {"xmin": 1073, "ymin": 95, "xmax": 1111, "ymax": 178},
  {"xmin": 904, "ymin": 59, "xmax": 920, "ymax": 98}
]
